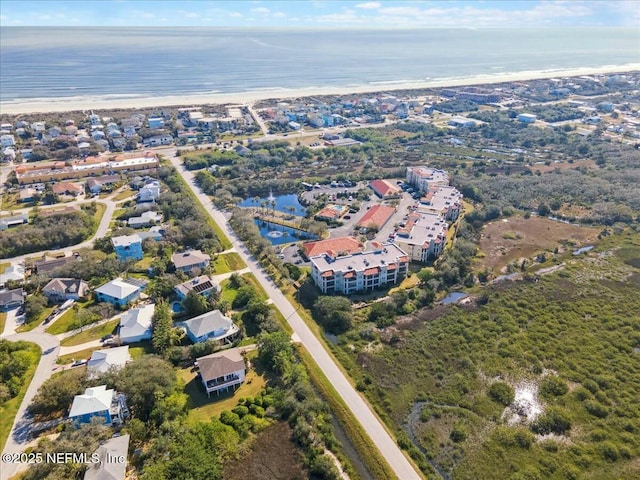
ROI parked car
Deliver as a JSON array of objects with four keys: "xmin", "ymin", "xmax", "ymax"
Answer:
[
  {"xmin": 101, "ymin": 334, "xmax": 114, "ymax": 343},
  {"xmin": 71, "ymin": 359, "xmax": 87, "ymax": 367}
]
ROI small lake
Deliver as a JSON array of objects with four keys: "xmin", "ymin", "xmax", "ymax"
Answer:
[
  {"xmin": 573, "ymin": 245, "xmax": 594, "ymax": 256},
  {"xmin": 239, "ymin": 194, "xmax": 306, "ymax": 217},
  {"xmin": 441, "ymin": 291, "xmax": 468, "ymax": 305},
  {"xmin": 255, "ymin": 219, "xmax": 318, "ymax": 246}
]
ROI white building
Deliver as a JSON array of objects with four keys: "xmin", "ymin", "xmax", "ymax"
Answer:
[
  {"xmin": 310, "ymin": 243, "xmax": 409, "ymax": 295},
  {"xmin": 119, "ymin": 303, "xmax": 155, "ymax": 343},
  {"xmin": 406, "ymin": 166, "xmax": 449, "ymax": 193},
  {"xmin": 393, "ymin": 212, "xmax": 448, "ymax": 263},
  {"xmin": 87, "ymin": 346, "xmax": 131, "ymax": 377},
  {"xmin": 417, "ymin": 185, "xmax": 463, "ymax": 221},
  {"xmin": 137, "ymin": 181, "xmax": 161, "ymax": 203}
]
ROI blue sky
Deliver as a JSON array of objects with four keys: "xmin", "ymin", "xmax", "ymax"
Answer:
[{"xmin": 1, "ymin": 1, "xmax": 639, "ymax": 28}]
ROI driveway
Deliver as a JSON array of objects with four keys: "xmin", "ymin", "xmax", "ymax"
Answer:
[{"xmin": 164, "ymin": 149, "xmax": 421, "ymax": 480}]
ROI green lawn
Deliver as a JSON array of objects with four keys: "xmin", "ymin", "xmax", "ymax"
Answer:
[
  {"xmin": 129, "ymin": 342, "xmax": 154, "ymax": 358},
  {"xmin": 16, "ymin": 306, "xmax": 55, "ymax": 333},
  {"xmin": 92, "ymin": 202, "xmax": 107, "ymax": 224},
  {"xmin": 0, "ymin": 312, "xmax": 6, "ymax": 335},
  {"xmin": 241, "ymin": 273, "xmax": 268, "ymax": 301},
  {"xmin": 59, "ymin": 319, "xmax": 119, "ymax": 347},
  {"xmin": 0, "ymin": 342, "xmax": 41, "ymax": 452},
  {"xmin": 132, "ymin": 256, "xmax": 154, "ymax": 272},
  {"xmin": 212, "ymin": 252, "xmax": 247, "ymax": 274},
  {"xmin": 45, "ymin": 299, "xmax": 92, "ymax": 335},
  {"xmin": 57, "ymin": 346, "xmax": 102, "ymax": 364},
  {"xmin": 112, "ymin": 189, "xmax": 134, "ymax": 202},
  {"xmin": 0, "ymin": 262, "xmax": 9, "ymax": 274},
  {"xmin": 179, "ymin": 358, "xmax": 266, "ymax": 423},
  {"xmin": 220, "ymin": 279, "xmax": 239, "ymax": 304}
]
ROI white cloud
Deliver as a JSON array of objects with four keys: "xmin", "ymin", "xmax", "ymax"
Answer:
[
  {"xmin": 355, "ymin": 1, "xmax": 381, "ymax": 9},
  {"xmin": 228, "ymin": 12, "xmax": 243, "ymax": 18},
  {"xmin": 273, "ymin": 12, "xmax": 287, "ymax": 18},
  {"xmin": 250, "ymin": 7, "xmax": 271, "ymax": 14}
]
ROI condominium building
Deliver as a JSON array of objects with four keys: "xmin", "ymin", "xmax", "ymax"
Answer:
[
  {"xmin": 393, "ymin": 212, "xmax": 448, "ymax": 263},
  {"xmin": 417, "ymin": 185, "xmax": 463, "ymax": 221},
  {"xmin": 406, "ymin": 166, "xmax": 449, "ymax": 193},
  {"xmin": 310, "ymin": 243, "xmax": 409, "ymax": 295}
]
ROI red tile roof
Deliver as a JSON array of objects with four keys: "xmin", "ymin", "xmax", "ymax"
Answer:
[
  {"xmin": 303, "ymin": 236, "xmax": 363, "ymax": 258},
  {"xmin": 321, "ymin": 270, "xmax": 334, "ymax": 278},
  {"xmin": 357, "ymin": 205, "xmax": 396, "ymax": 231},
  {"xmin": 370, "ymin": 179, "xmax": 400, "ymax": 198},
  {"xmin": 364, "ymin": 267, "xmax": 381, "ymax": 275}
]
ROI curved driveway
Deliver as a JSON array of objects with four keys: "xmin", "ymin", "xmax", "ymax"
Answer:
[{"xmin": 162, "ymin": 148, "xmax": 421, "ymax": 480}]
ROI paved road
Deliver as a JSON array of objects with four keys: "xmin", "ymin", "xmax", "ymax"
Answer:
[
  {"xmin": 163, "ymin": 149, "xmax": 421, "ymax": 480},
  {"xmin": 2, "ymin": 198, "xmax": 116, "ymax": 266},
  {"xmin": 0, "ymin": 332, "xmax": 60, "ymax": 480}
]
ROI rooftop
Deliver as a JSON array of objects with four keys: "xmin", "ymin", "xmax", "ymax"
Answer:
[
  {"xmin": 119, "ymin": 303, "xmax": 154, "ymax": 340},
  {"xmin": 357, "ymin": 204, "xmax": 396, "ymax": 230},
  {"xmin": 95, "ymin": 277, "xmax": 143, "ymax": 300},
  {"xmin": 311, "ymin": 243, "xmax": 409, "ymax": 275},
  {"xmin": 303, "ymin": 236, "xmax": 364, "ymax": 258},
  {"xmin": 197, "ymin": 348, "xmax": 245, "ymax": 383},
  {"xmin": 172, "ymin": 250, "xmax": 211, "ymax": 269},
  {"xmin": 69, "ymin": 385, "xmax": 114, "ymax": 418},
  {"xmin": 87, "ymin": 346, "xmax": 131, "ymax": 376}
]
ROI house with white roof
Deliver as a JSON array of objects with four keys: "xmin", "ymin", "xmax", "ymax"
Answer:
[
  {"xmin": 1, "ymin": 134, "xmax": 15, "ymax": 147},
  {"xmin": 119, "ymin": 303, "xmax": 154, "ymax": 343},
  {"xmin": 127, "ymin": 210, "xmax": 162, "ymax": 229},
  {"xmin": 180, "ymin": 310, "xmax": 239, "ymax": 344},
  {"xmin": 197, "ymin": 348, "xmax": 246, "ymax": 397},
  {"xmin": 87, "ymin": 346, "xmax": 131, "ymax": 377},
  {"xmin": 137, "ymin": 181, "xmax": 161, "ymax": 203},
  {"xmin": 68, "ymin": 385, "xmax": 127, "ymax": 427},
  {"xmin": 94, "ymin": 278, "xmax": 145, "ymax": 307},
  {"xmin": 0, "ymin": 265, "xmax": 25, "ymax": 287},
  {"xmin": 84, "ymin": 434, "xmax": 130, "ymax": 480}
]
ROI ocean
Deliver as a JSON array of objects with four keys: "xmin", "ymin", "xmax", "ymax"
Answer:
[{"xmin": 1, "ymin": 27, "xmax": 638, "ymax": 104}]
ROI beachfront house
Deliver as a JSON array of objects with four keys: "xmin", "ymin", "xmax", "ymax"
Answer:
[{"xmin": 196, "ymin": 348, "xmax": 246, "ymax": 397}]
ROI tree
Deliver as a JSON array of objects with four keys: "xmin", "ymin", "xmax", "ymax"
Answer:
[
  {"xmin": 115, "ymin": 356, "xmax": 177, "ymax": 422},
  {"xmin": 257, "ymin": 331, "xmax": 293, "ymax": 372},
  {"xmin": 28, "ymin": 368, "xmax": 87, "ymax": 418},
  {"xmin": 313, "ymin": 296, "xmax": 353, "ymax": 334},
  {"xmin": 182, "ymin": 290, "xmax": 210, "ymax": 317},
  {"xmin": 152, "ymin": 301, "xmax": 173, "ymax": 354},
  {"xmin": 24, "ymin": 294, "xmax": 48, "ymax": 324}
]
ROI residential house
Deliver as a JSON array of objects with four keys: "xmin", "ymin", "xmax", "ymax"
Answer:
[
  {"xmin": 136, "ymin": 226, "xmax": 164, "ymax": 242},
  {"xmin": 0, "ymin": 213, "xmax": 28, "ymax": 231},
  {"xmin": 174, "ymin": 275, "xmax": 219, "ymax": 300},
  {"xmin": 0, "ymin": 288, "xmax": 24, "ymax": 311},
  {"xmin": 1, "ymin": 134, "xmax": 15, "ymax": 147},
  {"xmin": 68, "ymin": 385, "xmax": 127, "ymax": 427},
  {"xmin": 87, "ymin": 175, "xmax": 120, "ymax": 194},
  {"xmin": 83, "ymin": 434, "xmax": 130, "ymax": 480},
  {"xmin": 517, "ymin": 113, "xmax": 537, "ymax": 123},
  {"xmin": 172, "ymin": 250, "xmax": 211, "ymax": 276},
  {"xmin": 18, "ymin": 187, "xmax": 37, "ymax": 203},
  {"xmin": 94, "ymin": 278, "xmax": 145, "ymax": 307},
  {"xmin": 52, "ymin": 181, "xmax": 84, "ymax": 196},
  {"xmin": 0, "ymin": 265, "xmax": 25, "ymax": 287},
  {"xmin": 43, "ymin": 278, "xmax": 89, "ymax": 302},
  {"xmin": 310, "ymin": 244, "xmax": 409, "ymax": 295},
  {"xmin": 33, "ymin": 253, "xmax": 80, "ymax": 276},
  {"xmin": 142, "ymin": 135, "xmax": 172, "ymax": 147},
  {"xmin": 87, "ymin": 346, "xmax": 131, "ymax": 377},
  {"xmin": 197, "ymin": 348, "xmax": 246, "ymax": 397},
  {"xmin": 448, "ymin": 117, "xmax": 476, "ymax": 128},
  {"xmin": 127, "ymin": 210, "xmax": 162, "ymax": 229},
  {"xmin": 119, "ymin": 303, "xmax": 154, "ymax": 344},
  {"xmin": 180, "ymin": 310, "xmax": 239, "ymax": 344},
  {"xmin": 112, "ymin": 235, "xmax": 143, "ymax": 261},
  {"xmin": 137, "ymin": 181, "xmax": 160, "ymax": 203},
  {"xmin": 148, "ymin": 117, "xmax": 165, "ymax": 129}
]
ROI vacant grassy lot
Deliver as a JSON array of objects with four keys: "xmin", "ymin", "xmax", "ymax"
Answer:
[
  {"xmin": 17, "ymin": 306, "xmax": 55, "ymax": 333},
  {"xmin": 212, "ymin": 252, "xmax": 247, "ymax": 274},
  {"xmin": 0, "ymin": 342, "xmax": 40, "ymax": 451},
  {"xmin": 59, "ymin": 319, "xmax": 119, "ymax": 346},
  {"xmin": 477, "ymin": 215, "xmax": 600, "ymax": 273},
  {"xmin": 223, "ymin": 422, "xmax": 307, "ymax": 480},
  {"xmin": 57, "ymin": 346, "xmax": 102, "ymax": 365},
  {"xmin": 334, "ymin": 230, "xmax": 640, "ymax": 479}
]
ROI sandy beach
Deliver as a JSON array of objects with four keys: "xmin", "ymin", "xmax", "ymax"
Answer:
[{"xmin": 2, "ymin": 63, "xmax": 639, "ymax": 115}]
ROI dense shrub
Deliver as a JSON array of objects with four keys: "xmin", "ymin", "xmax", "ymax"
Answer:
[{"xmin": 488, "ymin": 382, "xmax": 515, "ymax": 406}]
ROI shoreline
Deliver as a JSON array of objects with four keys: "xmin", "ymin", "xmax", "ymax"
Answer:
[{"xmin": 2, "ymin": 63, "xmax": 639, "ymax": 115}]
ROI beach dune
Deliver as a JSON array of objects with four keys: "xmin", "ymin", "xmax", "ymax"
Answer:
[{"xmin": 2, "ymin": 64, "xmax": 639, "ymax": 115}]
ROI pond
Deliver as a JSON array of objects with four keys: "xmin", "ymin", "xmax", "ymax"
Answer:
[
  {"xmin": 255, "ymin": 219, "xmax": 318, "ymax": 246},
  {"xmin": 572, "ymin": 245, "xmax": 594, "ymax": 256},
  {"xmin": 238, "ymin": 194, "xmax": 306, "ymax": 217},
  {"xmin": 441, "ymin": 291, "xmax": 468, "ymax": 305}
]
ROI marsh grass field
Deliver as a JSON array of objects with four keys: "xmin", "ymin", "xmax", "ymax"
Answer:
[{"xmin": 333, "ymin": 230, "xmax": 640, "ymax": 479}]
